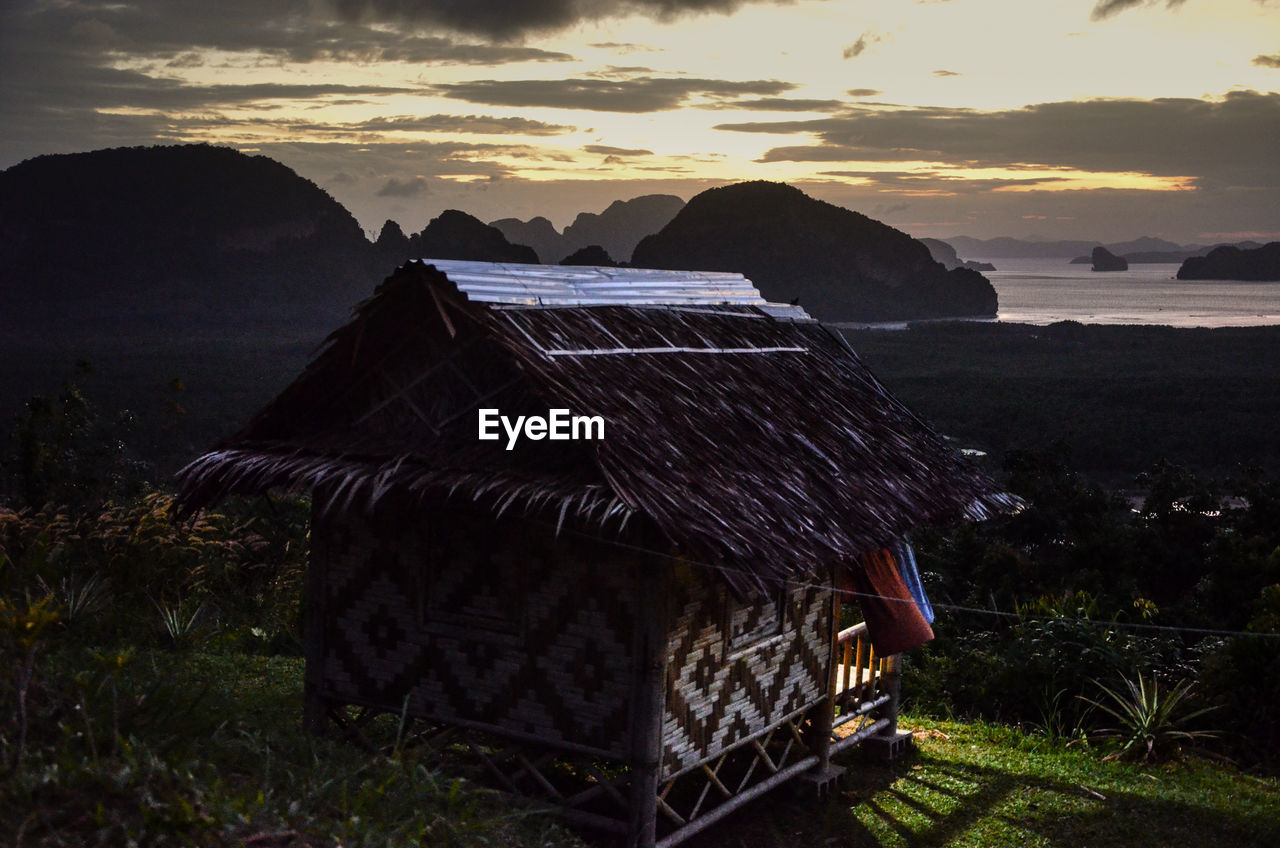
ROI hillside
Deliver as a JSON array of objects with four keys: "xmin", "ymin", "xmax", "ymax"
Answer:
[
  {"xmin": 920, "ymin": 238, "xmax": 996, "ymax": 272},
  {"xmin": 0, "ymin": 145, "xmax": 554, "ymax": 331},
  {"xmin": 407, "ymin": 209, "xmax": 539, "ymax": 264},
  {"xmin": 632, "ymin": 182, "xmax": 997, "ymax": 321},
  {"xmin": 0, "ymin": 144, "xmax": 377, "ymax": 326},
  {"xmin": 1178, "ymin": 241, "xmax": 1280, "ymax": 281}
]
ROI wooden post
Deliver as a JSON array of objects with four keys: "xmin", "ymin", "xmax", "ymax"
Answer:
[
  {"xmin": 881, "ymin": 655, "xmax": 901, "ymax": 737},
  {"xmin": 302, "ymin": 508, "xmax": 329, "ymax": 732},
  {"xmin": 627, "ymin": 558, "xmax": 668, "ymax": 848},
  {"xmin": 812, "ymin": 575, "xmax": 838, "ymax": 770},
  {"xmin": 864, "ymin": 653, "xmax": 913, "ymax": 760}
]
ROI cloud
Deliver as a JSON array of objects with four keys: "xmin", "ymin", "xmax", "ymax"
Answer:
[
  {"xmin": 1254, "ymin": 54, "xmax": 1280, "ymax": 68},
  {"xmin": 584, "ymin": 145, "xmax": 654, "ymax": 156},
  {"xmin": 846, "ymin": 88, "xmax": 883, "ymax": 97},
  {"xmin": 377, "ymin": 176, "xmax": 430, "ymax": 197},
  {"xmin": 357, "ymin": 115, "xmax": 575, "ymax": 135},
  {"xmin": 749, "ymin": 144, "xmax": 932, "ymax": 163},
  {"xmin": 583, "ymin": 66, "xmax": 661, "ymax": 78},
  {"xmin": 819, "ymin": 170, "xmax": 1071, "ymax": 192},
  {"xmin": 431, "ymin": 77, "xmax": 795, "ymax": 112},
  {"xmin": 1, "ymin": 2, "xmax": 576, "ymax": 68},
  {"xmin": 932, "ymin": 69, "xmax": 962, "ymax": 77},
  {"xmin": 329, "ymin": 1, "xmax": 824, "ymax": 41},
  {"xmin": 1090, "ymin": 0, "xmax": 1186, "ymax": 21},
  {"xmin": 4, "ymin": 60, "xmax": 422, "ymax": 114},
  {"xmin": 290, "ymin": 37, "xmax": 574, "ymax": 65},
  {"xmin": 710, "ymin": 97, "xmax": 845, "ymax": 112},
  {"xmin": 589, "ymin": 42, "xmax": 664, "ymax": 53},
  {"xmin": 842, "ymin": 31, "xmax": 882, "ymax": 60},
  {"xmin": 716, "ymin": 91, "xmax": 1280, "ymax": 188},
  {"xmin": 0, "ymin": 1, "xmax": 585, "ymax": 166}
]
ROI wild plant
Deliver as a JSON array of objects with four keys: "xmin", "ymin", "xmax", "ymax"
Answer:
[
  {"xmin": 54, "ymin": 571, "xmax": 111, "ymax": 625},
  {"xmin": 153, "ymin": 597, "xmax": 214, "ymax": 649},
  {"xmin": 1028, "ymin": 686, "xmax": 1092, "ymax": 746},
  {"xmin": 1080, "ymin": 672, "xmax": 1220, "ymax": 763},
  {"xmin": 0, "ymin": 591, "xmax": 61, "ymax": 766}
]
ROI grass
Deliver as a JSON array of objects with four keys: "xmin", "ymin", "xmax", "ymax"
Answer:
[
  {"xmin": 688, "ymin": 717, "xmax": 1280, "ymax": 848},
  {"xmin": 5, "ymin": 649, "xmax": 1276, "ymax": 847},
  {"xmin": 0, "ymin": 650, "xmax": 585, "ymax": 847}
]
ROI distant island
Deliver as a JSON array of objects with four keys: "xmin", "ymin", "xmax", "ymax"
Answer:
[
  {"xmin": 947, "ymin": 234, "xmax": 1263, "ymax": 264},
  {"xmin": 1068, "ymin": 240, "xmax": 1265, "ymax": 265},
  {"xmin": 633, "ymin": 181, "xmax": 997, "ymax": 322},
  {"xmin": 1177, "ymin": 242, "xmax": 1280, "ymax": 281},
  {"xmin": 1091, "ymin": 246, "xmax": 1128, "ymax": 272}
]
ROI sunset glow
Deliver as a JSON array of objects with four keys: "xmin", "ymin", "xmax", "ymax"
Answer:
[{"xmin": 2, "ymin": 0, "xmax": 1277, "ymax": 240}]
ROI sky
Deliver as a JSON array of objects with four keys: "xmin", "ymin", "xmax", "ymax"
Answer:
[{"xmin": 2, "ymin": 0, "xmax": 1278, "ymax": 243}]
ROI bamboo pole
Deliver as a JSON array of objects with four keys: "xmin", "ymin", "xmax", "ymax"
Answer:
[
  {"xmin": 881, "ymin": 654, "xmax": 902, "ymax": 737},
  {"xmin": 812, "ymin": 579, "xmax": 838, "ymax": 771},
  {"xmin": 653, "ymin": 755, "xmax": 819, "ymax": 848},
  {"xmin": 627, "ymin": 557, "xmax": 668, "ymax": 848}
]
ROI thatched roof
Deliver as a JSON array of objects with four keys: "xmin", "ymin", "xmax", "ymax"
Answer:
[{"xmin": 176, "ymin": 259, "xmax": 1010, "ymax": 592}]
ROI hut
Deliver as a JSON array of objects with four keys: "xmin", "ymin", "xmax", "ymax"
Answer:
[{"xmin": 176, "ymin": 259, "xmax": 1009, "ymax": 848}]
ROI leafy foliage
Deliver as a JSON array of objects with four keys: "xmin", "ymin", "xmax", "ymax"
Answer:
[
  {"xmin": 1079, "ymin": 673, "xmax": 1220, "ymax": 762},
  {"xmin": 904, "ymin": 446, "xmax": 1280, "ymax": 765},
  {"xmin": 1, "ymin": 363, "xmax": 148, "ymax": 510}
]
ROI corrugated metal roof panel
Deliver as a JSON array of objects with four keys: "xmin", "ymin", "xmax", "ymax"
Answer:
[
  {"xmin": 420, "ymin": 259, "xmax": 810, "ymax": 315},
  {"xmin": 758, "ymin": 303, "xmax": 814, "ymax": 322}
]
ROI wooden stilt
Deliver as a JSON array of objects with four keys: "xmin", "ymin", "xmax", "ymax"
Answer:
[
  {"xmin": 627, "ymin": 560, "xmax": 668, "ymax": 848},
  {"xmin": 812, "ymin": 572, "xmax": 839, "ymax": 771},
  {"xmin": 881, "ymin": 654, "xmax": 901, "ymax": 737}
]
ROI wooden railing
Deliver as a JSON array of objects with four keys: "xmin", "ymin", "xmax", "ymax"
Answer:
[{"xmin": 831, "ymin": 622, "xmax": 893, "ymax": 730}]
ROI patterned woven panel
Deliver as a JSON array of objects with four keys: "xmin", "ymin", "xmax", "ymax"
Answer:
[
  {"xmin": 660, "ymin": 576, "xmax": 830, "ymax": 778},
  {"xmin": 315, "ymin": 506, "xmax": 638, "ymax": 758}
]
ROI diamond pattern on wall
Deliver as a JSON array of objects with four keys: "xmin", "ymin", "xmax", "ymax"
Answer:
[
  {"xmin": 661, "ymin": 581, "xmax": 828, "ymax": 778},
  {"xmin": 315, "ymin": 506, "xmax": 638, "ymax": 758}
]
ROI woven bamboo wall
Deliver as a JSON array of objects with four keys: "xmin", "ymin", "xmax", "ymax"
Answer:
[
  {"xmin": 313, "ymin": 503, "xmax": 640, "ymax": 758},
  {"xmin": 660, "ymin": 571, "xmax": 831, "ymax": 778}
]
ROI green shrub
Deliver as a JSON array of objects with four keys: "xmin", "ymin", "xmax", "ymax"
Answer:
[{"xmin": 1080, "ymin": 672, "xmax": 1220, "ymax": 763}]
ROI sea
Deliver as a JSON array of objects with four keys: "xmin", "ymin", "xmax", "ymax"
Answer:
[{"xmin": 983, "ymin": 258, "xmax": 1280, "ymax": 328}]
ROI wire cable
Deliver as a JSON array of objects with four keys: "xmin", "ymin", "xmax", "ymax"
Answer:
[{"xmin": 538, "ymin": 518, "xmax": 1280, "ymax": 642}]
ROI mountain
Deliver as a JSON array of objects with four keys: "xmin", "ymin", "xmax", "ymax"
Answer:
[
  {"xmin": 372, "ymin": 219, "xmax": 411, "ymax": 265},
  {"xmin": 1177, "ymin": 242, "xmax": 1280, "ymax": 281},
  {"xmin": 486, "ymin": 216, "xmax": 562, "ymax": 264},
  {"xmin": 1106, "ymin": 237, "xmax": 1185, "ymax": 255},
  {"xmin": 563, "ymin": 195, "xmax": 684, "ymax": 263},
  {"xmin": 490, "ymin": 194, "xmax": 684, "ymax": 263},
  {"xmin": 0, "ymin": 144, "xmax": 376, "ymax": 326},
  {"xmin": 920, "ymin": 238, "xmax": 996, "ymax": 272},
  {"xmin": 632, "ymin": 181, "xmax": 997, "ymax": 322},
  {"xmin": 560, "ymin": 245, "xmax": 618, "ymax": 266},
  {"xmin": 944, "ymin": 236, "xmax": 1100, "ymax": 259},
  {"xmin": 408, "ymin": 210, "xmax": 538, "ymax": 264}
]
